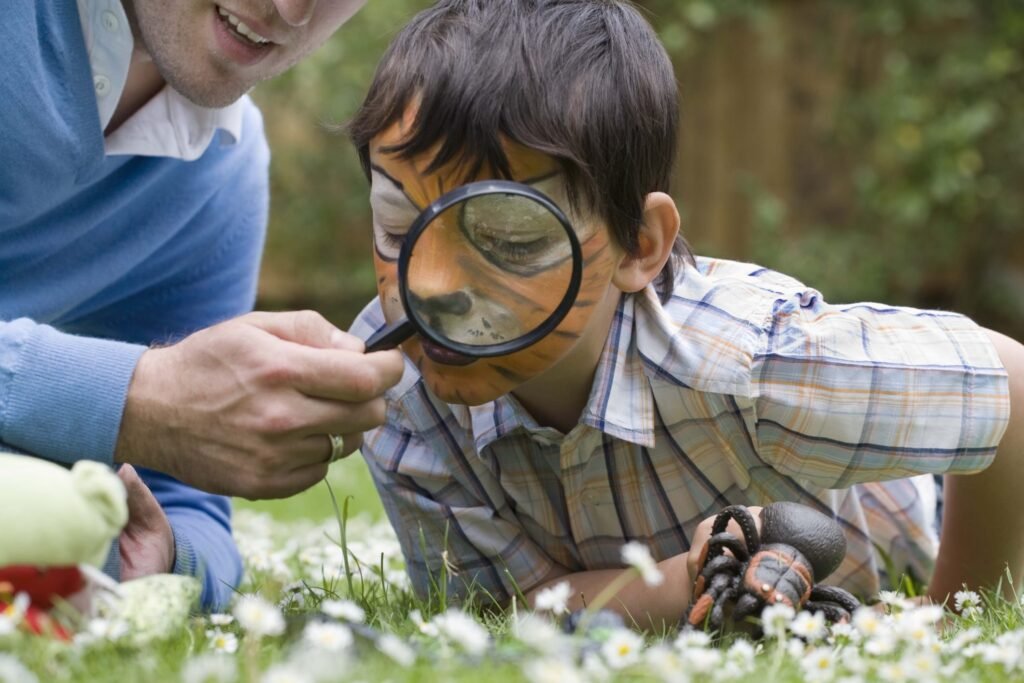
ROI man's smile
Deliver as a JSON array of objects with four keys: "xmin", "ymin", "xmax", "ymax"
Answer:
[{"xmin": 212, "ymin": 4, "xmax": 276, "ymax": 65}]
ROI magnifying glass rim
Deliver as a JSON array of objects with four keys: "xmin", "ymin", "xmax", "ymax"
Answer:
[{"xmin": 397, "ymin": 179, "xmax": 584, "ymax": 358}]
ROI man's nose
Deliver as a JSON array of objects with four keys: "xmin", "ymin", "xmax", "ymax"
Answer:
[{"xmin": 272, "ymin": 0, "xmax": 316, "ymax": 26}]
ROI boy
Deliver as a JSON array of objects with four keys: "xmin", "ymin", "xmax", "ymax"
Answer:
[{"xmin": 348, "ymin": 0, "xmax": 1024, "ymax": 625}]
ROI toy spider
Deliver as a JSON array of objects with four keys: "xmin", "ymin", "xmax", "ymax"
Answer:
[{"xmin": 684, "ymin": 502, "xmax": 861, "ymax": 635}]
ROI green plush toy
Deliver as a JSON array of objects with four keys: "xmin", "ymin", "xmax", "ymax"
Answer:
[
  {"xmin": 0, "ymin": 452, "xmax": 200, "ymax": 643},
  {"xmin": 0, "ymin": 453, "xmax": 128, "ymax": 568}
]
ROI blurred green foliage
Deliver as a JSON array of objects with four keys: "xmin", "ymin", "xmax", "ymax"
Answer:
[
  {"xmin": 254, "ymin": 0, "xmax": 1024, "ymax": 337},
  {"xmin": 252, "ymin": 0, "xmax": 432, "ymax": 327}
]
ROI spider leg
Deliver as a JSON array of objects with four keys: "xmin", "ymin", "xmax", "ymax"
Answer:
[
  {"xmin": 710, "ymin": 582, "xmax": 742, "ymax": 630},
  {"xmin": 803, "ymin": 601, "xmax": 851, "ymax": 624},
  {"xmin": 808, "ymin": 585, "xmax": 861, "ymax": 613},
  {"xmin": 733, "ymin": 592, "xmax": 763, "ymax": 623},
  {"xmin": 710, "ymin": 506, "xmax": 761, "ymax": 555},
  {"xmin": 699, "ymin": 554, "xmax": 742, "ymax": 580},
  {"xmin": 686, "ymin": 570, "xmax": 739, "ymax": 629},
  {"xmin": 706, "ymin": 533, "xmax": 751, "ymax": 563}
]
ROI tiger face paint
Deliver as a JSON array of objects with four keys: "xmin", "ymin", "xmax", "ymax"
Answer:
[{"xmin": 368, "ymin": 119, "xmax": 619, "ymax": 406}]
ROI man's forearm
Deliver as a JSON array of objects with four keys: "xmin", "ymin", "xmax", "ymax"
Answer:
[
  {"xmin": 525, "ymin": 553, "xmax": 691, "ymax": 630},
  {"xmin": 930, "ymin": 329, "xmax": 1024, "ymax": 604}
]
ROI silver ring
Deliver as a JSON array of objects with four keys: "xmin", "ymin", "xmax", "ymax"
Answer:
[{"xmin": 328, "ymin": 434, "xmax": 346, "ymax": 463}]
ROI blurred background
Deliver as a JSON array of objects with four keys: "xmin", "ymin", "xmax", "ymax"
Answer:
[{"xmin": 252, "ymin": 0, "xmax": 1024, "ymax": 340}]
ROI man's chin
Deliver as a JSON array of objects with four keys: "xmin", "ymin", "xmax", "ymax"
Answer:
[
  {"xmin": 169, "ymin": 79, "xmax": 250, "ymax": 109},
  {"xmin": 153, "ymin": 62, "xmax": 252, "ymax": 108}
]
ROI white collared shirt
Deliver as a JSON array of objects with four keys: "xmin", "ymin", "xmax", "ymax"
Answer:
[{"xmin": 76, "ymin": 0, "xmax": 244, "ymax": 160}]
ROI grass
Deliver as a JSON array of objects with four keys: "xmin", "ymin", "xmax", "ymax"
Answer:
[
  {"xmin": 5, "ymin": 457, "xmax": 1024, "ymax": 683},
  {"xmin": 234, "ymin": 455, "xmax": 384, "ymax": 523}
]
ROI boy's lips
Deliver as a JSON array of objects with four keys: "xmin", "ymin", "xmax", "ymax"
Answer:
[{"xmin": 420, "ymin": 340, "xmax": 477, "ymax": 367}]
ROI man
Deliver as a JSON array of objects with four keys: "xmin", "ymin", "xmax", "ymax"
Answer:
[{"xmin": 0, "ymin": 0, "xmax": 404, "ymax": 608}]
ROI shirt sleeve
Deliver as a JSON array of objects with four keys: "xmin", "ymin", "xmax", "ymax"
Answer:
[
  {"xmin": 750, "ymin": 288, "xmax": 1011, "ymax": 489},
  {"xmin": 137, "ymin": 467, "xmax": 242, "ymax": 610},
  {"xmin": 361, "ymin": 404, "xmax": 555, "ymax": 605},
  {"xmin": 0, "ymin": 318, "xmax": 146, "ymax": 465}
]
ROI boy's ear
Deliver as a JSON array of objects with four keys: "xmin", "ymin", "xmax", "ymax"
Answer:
[{"xmin": 612, "ymin": 192, "xmax": 680, "ymax": 293}]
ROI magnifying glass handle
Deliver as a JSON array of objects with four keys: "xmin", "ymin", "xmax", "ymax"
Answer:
[{"xmin": 365, "ymin": 318, "xmax": 415, "ymax": 352}]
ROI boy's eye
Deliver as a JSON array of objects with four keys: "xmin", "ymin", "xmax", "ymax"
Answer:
[
  {"xmin": 380, "ymin": 231, "xmax": 407, "ymax": 248},
  {"xmin": 374, "ymin": 228, "xmax": 408, "ymax": 261},
  {"xmin": 459, "ymin": 197, "xmax": 572, "ymax": 276},
  {"xmin": 471, "ymin": 231, "xmax": 555, "ymax": 264}
]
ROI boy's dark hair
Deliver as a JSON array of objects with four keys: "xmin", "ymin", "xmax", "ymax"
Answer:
[{"xmin": 348, "ymin": 0, "xmax": 692, "ymax": 301}]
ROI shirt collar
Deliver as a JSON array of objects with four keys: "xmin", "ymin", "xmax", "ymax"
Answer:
[
  {"xmin": 464, "ymin": 260, "xmax": 759, "ymax": 453},
  {"xmin": 467, "ymin": 292, "xmax": 658, "ymax": 452},
  {"xmin": 104, "ymin": 87, "xmax": 244, "ymax": 160},
  {"xmin": 77, "ymin": 0, "xmax": 245, "ymax": 160}
]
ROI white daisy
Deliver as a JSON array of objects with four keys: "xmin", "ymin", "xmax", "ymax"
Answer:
[
  {"xmin": 432, "ymin": 610, "xmax": 489, "ymax": 656},
  {"xmin": 0, "ymin": 654, "xmax": 37, "ymax": 683},
  {"xmin": 760, "ymin": 603, "xmax": 796, "ymax": 639},
  {"xmin": 600, "ymin": 628, "xmax": 644, "ymax": 670},
  {"xmin": 954, "ymin": 590, "xmax": 982, "ymax": 619},
  {"xmin": 302, "ymin": 622, "xmax": 353, "ymax": 652},
  {"xmin": 800, "ymin": 647, "xmax": 837, "ymax": 683},
  {"xmin": 208, "ymin": 613, "xmax": 234, "ymax": 627},
  {"xmin": 512, "ymin": 614, "xmax": 567, "ymax": 655},
  {"xmin": 644, "ymin": 644, "xmax": 685, "ymax": 681},
  {"xmin": 205, "ymin": 629, "xmax": 239, "ymax": 654},
  {"xmin": 851, "ymin": 607, "xmax": 883, "ymax": 638},
  {"xmin": 621, "ymin": 542, "xmax": 664, "ymax": 586},
  {"xmin": 878, "ymin": 590, "xmax": 911, "ymax": 611},
  {"xmin": 260, "ymin": 664, "xmax": 312, "ymax": 683},
  {"xmin": 533, "ymin": 581, "xmax": 572, "ymax": 616},
  {"xmin": 233, "ymin": 596, "xmax": 285, "ymax": 637},
  {"xmin": 789, "ymin": 611, "xmax": 827, "ymax": 642},
  {"xmin": 674, "ymin": 629, "xmax": 712, "ymax": 651},
  {"xmin": 376, "ymin": 633, "xmax": 417, "ymax": 668},
  {"xmin": 320, "ymin": 599, "xmax": 365, "ymax": 623},
  {"xmin": 679, "ymin": 644, "xmax": 721, "ymax": 675},
  {"xmin": 523, "ymin": 657, "xmax": 585, "ymax": 683},
  {"xmin": 877, "ymin": 660, "xmax": 909, "ymax": 683},
  {"xmin": 86, "ymin": 618, "xmax": 130, "ymax": 642},
  {"xmin": 180, "ymin": 654, "xmax": 237, "ymax": 683},
  {"xmin": 409, "ymin": 610, "xmax": 439, "ymax": 638}
]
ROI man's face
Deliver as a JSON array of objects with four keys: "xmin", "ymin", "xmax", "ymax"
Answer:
[
  {"xmin": 126, "ymin": 0, "xmax": 365, "ymax": 107},
  {"xmin": 368, "ymin": 118, "xmax": 619, "ymax": 406}
]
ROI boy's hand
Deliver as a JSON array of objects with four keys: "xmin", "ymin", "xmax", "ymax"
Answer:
[
  {"xmin": 118, "ymin": 465, "xmax": 174, "ymax": 580},
  {"xmin": 115, "ymin": 311, "xmax": 404, "ymax": 500},
  {"xmin": 686, "ymin": 506, "xmax": 763, "ymax": 582}
]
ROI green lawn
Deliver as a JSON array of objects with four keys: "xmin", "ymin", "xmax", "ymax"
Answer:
[
  {"xmin": 5, "ymin": 456, "xmax": 1024, "ymax": 683},
  {"xmin": 234, "ymin": 455, "xmax": 384, "ymax": 523}
]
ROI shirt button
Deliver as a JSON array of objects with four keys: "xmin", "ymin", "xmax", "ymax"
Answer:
[
  {"xmin": 94, "ymin": 75, "xmax": 111, "ymax": 97},
  {"xmin": 102, "ymin": 10, "xmax": 120, "ymax": 32}
]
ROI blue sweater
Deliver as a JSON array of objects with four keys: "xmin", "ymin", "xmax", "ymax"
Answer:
[{"xmin": 0, "ymin": 1, "xmax": 269, "ymax": 607}]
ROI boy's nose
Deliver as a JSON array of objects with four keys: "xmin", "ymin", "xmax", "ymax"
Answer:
[
  {"xmin": 272, "ymin": 0, "xmax": 316, "ymax": 27},
  {"xmin": 409, "ymin": 290, "xmax": 472, "ymax": 317}
]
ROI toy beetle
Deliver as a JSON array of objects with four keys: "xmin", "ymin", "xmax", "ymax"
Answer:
[{"xmin": 684, "ymin": 502, "xmax": 861, "ymax": 635}]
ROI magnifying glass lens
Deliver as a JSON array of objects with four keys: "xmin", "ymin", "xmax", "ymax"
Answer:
[{"xmin": 405, "ymin": 193, "xmax": 575, "ymax": 351}]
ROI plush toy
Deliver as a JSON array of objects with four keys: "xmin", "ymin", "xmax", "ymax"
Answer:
[{"xmin": 0, "ymin": 452, "xmax": 200, "ymax": 643}]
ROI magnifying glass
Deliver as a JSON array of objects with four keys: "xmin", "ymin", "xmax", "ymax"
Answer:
[{"xmin": 365, "ymin": 180, "xmax": 583, "ymax": 358}]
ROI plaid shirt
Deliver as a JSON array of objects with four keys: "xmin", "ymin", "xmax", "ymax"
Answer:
[{"xmin": 351, "ymin": 257, "xmax": 1010, "ymax": 602}]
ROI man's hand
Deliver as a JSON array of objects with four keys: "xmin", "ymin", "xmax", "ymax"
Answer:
[
  {"xmin": 686, "ymin": 506, "xmax": 763, "ymax": 582},
  {"xmin": 114, "ymin": 310, "xmax": 405, "ymax": 499},
  {"xmin": 118, "ymin": 465, "xmax": 175, "ymax": 580}
]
